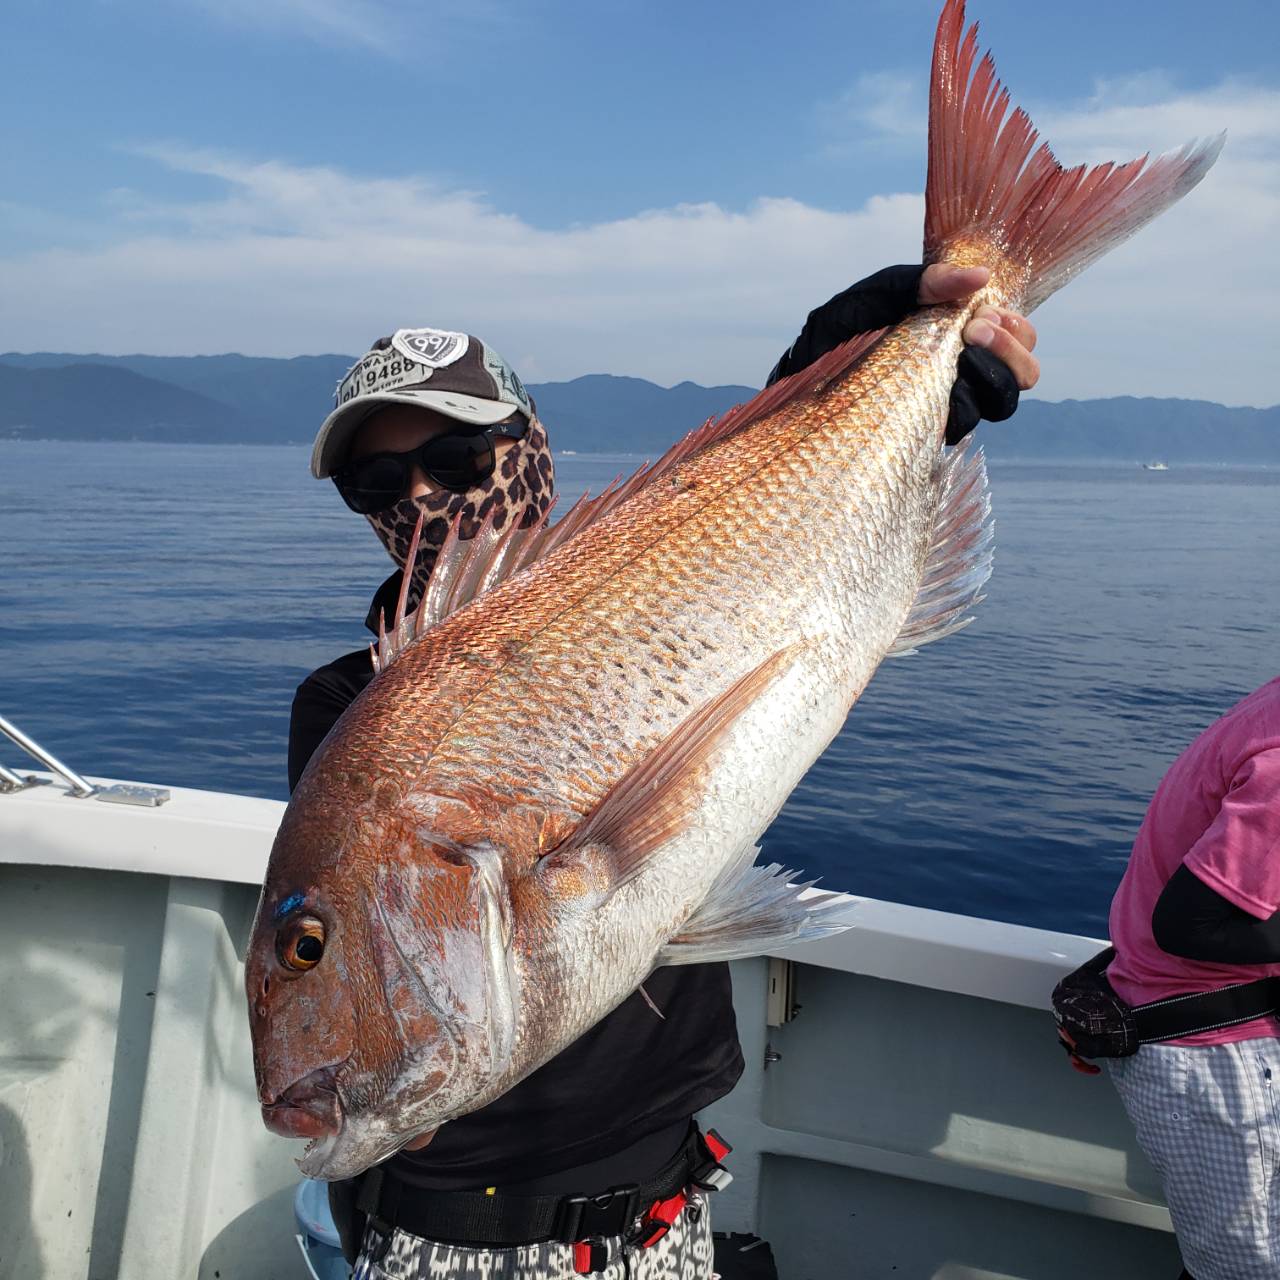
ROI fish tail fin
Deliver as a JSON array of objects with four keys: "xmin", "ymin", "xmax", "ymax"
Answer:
[{"xmin": 925, "ymin": 0, "xmax": 1222, "ymax": 313}]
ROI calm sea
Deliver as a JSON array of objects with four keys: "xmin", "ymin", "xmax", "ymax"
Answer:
[{"xmin": 1, "ymin": 441, "xmax": 1276, "ymax": 937}]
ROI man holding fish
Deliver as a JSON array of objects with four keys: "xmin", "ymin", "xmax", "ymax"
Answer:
[
  {"xmin": 253, "ymin": 1, "xmax": 1219, "ymax": 1276},
  {"xmin": 283, "ymin": 260, "xmax": 1035, "ymax": 1279}
]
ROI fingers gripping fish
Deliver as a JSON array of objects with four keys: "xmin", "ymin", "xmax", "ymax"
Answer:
[{"xmin": 245, "ymin": 0, "xmax": 1222, "ymax": 1180}]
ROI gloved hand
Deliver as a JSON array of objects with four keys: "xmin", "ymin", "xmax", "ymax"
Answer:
[{"xmin": 766, "ymin": 263, "xmax": 1040, "ymax": 445}]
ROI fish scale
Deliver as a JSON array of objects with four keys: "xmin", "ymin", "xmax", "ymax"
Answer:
[{"xmin": 246, "ymin": 0, "xmax": 1221, "ymax": 1181}]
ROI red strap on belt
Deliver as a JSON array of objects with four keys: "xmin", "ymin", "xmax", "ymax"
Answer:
[
  {"xmin": 638, "ymin": 1190, "xmax": 688, "ymax": 1248},
  {"xmin": 573, "ymin": 1240, "xmax": 610, "ymax": 1274},
  {"xmin": 703, "ymin": 1130, "xmax": 731, "ymax": 1162}
]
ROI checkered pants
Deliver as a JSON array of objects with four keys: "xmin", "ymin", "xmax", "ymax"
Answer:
[
  {"xmin": 352, "ymin": 1190, "xmax": 715, "ymax": 1280},
  {"xmin": 1109, "ymin": 1038, "xmax": 1280, "ymax": 1280}
]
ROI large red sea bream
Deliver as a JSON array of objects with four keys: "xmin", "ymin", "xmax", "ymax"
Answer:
[{"xmin": 246, "ymin": 0, "xmax": 1222, "ymax": 1179}]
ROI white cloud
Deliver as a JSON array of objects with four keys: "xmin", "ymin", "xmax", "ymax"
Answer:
[
  {"xmin": 0, "ymin": 148, "xmax": 924, "ymax": 384},
  {"xmin": 1023, "ymin": 76, "xmax": 1280, "ymax": 406},
  {"xmin": 818, "ymin": 72, "xmax": 927, "ymax": 157},
  {"xmin": 1, "ymin": 75, "xmax": 1276, "ymax": 405}
]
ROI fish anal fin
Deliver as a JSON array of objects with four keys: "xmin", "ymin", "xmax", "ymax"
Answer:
[
  {"xmin": 539, "ymin": 647, "xmax": 799, "ymax": 895},
  {"xmin": 887, "ymin": 439, "xmax": 993, "ymax": 658},
  {"xmin": 658, "ymin": 845, "xmax": 858, "ymax": 966}
]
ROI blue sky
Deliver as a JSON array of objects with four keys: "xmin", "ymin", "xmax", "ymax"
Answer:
[{"xmin": 2, "ymin": 0, "xmax": 1277, "ymax": 403}]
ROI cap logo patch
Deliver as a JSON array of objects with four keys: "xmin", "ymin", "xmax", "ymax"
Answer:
[
  {"xmin": 392, "ymin": 328, "xmax": 469, "ymax": 369},
  {"xmin": 335, "ymin": 347, "xmax": 432, "ymax": 408}
]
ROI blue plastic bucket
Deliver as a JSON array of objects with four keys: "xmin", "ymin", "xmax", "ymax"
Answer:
[{"xmin": 294, "ymin": 1178, "xmax": 351, "ymax": 1280}]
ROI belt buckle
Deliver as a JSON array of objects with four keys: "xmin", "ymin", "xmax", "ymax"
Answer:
[{"xmin": 553, "ymin": 1183, "xmax": 640, "ymax": 1244}]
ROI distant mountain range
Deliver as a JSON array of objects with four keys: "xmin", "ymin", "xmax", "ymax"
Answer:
[{"xmin": 1, "ymin": 351, "xmax": 1276, "ymax": 463}]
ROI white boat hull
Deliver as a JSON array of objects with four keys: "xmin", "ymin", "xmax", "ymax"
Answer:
[{"xmin": 0, "ymin": 773, "xmax": 1180, "ymax": 1278}]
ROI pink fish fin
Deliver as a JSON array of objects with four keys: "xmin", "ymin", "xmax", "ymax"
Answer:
[
  {"xmin": 511, "ymin": 465, "xmax": 672, "ymax": 577},
  {"xmin": 475, "ymin": 507, "xmax": 547, "ymax": 600},
  {"xmin": 372, "ymin": 607, "xmax": 390, "ymax": 676},
  {"xmin": 658, "ymin": 842, "xmax": 857, "ymax": 966},
  {"xmin": 583, "ymin": 325, "xmax": 886, "ymax": 502},
  {"xmin": 393, "ymin": 511, "xmax": 424, "ymax": 631},
  {"xmin": 540, "ymin": 646, "xmax": 800, "ymax": 890},
  {"xmin": 686, "ymin": 326, "xmax": 889, "ymax": 445},
  {"xmin": 926, "ymin": 0, "xmax": 1222, "ymax": 313},
  {"xmin": 886, "ymin": 437, "xmax": 993, "ymax": 658},
  {"xmin": 518, "ymin": 331, "xmax": 888, "ymax": 576},
  {"xmin": 373, "ymin": 507, "xmax": 525, "ymax": 674},
  {"xmin": 372, "ymin": 485, "xmax": 643, "ymax": 674},
  {"xmin": 444, "ymin": 512, "xmax": 507, "ymax": 618},
  {"xmin": 416, "ymin": 510, "xmax": 468, "ymax": 637},
  {"xmin": 371, "ymin": 512, "xmax": 425, "ymax": 674}
]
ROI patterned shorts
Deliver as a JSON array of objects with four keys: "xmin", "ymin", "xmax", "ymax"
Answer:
[
  {"xmin": 1108, "ymin": 1037, "xmax": 1280, "ymax": 1280},
  {"xmin": 352, "ymin": 1190, "xmax": 715, "ymax": 1280}
]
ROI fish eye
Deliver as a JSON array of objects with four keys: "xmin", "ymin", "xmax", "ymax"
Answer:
[{"xmin": 277, "ymin": 917, "xmax": 326, "ymax": 972}]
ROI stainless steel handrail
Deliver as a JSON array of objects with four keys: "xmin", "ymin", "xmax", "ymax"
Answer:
[
  {"xmin": 0, "ymin": 713, "xmax": 169, "ymax": 806},
  {"xmin": 0, "ymin": 761, "xmax": 29, "ymax": 789},
  {"xmin": 0, "ymin": 714, "xmax": 96, "ymax": 796}
]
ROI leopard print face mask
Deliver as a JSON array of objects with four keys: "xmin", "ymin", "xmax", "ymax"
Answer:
[{"xmin": 364, "ymin": 418, "xmax": 555, "ymax": 611}]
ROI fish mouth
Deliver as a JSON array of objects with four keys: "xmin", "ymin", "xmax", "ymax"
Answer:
[
  {"xmin": 262, "ymin": 1065, "xmax": 342, "ymax": 1140},
  {"xmin": 294, "ymin": 1068, "xmax": 452, "ymax": 1181}
]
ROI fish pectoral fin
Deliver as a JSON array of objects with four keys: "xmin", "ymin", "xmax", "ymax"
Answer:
[
  {"xmin": 538, "ymin": 646, "xmax": 799, "ymax": 893},
  {"xmin": 887, "ymin": 439, "xmax": 993, "ymax": 658},
  {"xmin": 657, "ymin": 843, "xmax": 858, "ymax": 966}
]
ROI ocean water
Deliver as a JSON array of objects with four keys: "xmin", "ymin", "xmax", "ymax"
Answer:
[{"xmin": 1, "ymin": 441, "xmax": 1276, "ymax": 937}]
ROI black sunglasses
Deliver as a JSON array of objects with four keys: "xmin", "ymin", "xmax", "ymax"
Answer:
[{"xmin": 332, "ymin": 416, "xmax": 529, "ymax": 514}]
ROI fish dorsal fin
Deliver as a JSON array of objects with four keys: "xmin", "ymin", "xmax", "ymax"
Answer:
[
  {"xmin": 536, "ymin": 646, "xmax": 798, "ymax": 894},
  {"xmin": 371, "ymin": 333, "xmax": 891, "ymax": 675},
  {"xmin": 693, "ymin": 326, "xmax": 888, "ymax": 442},
  {"xmin": 887, "ymin": 438, "xmax": 994, "ymax": 658},
  {"xmin": 372, "ymin": 505, "xmax": 543, "ymax": 674}
]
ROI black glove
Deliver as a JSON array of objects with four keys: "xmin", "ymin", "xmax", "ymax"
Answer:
[{"xmin": 766, "ymin": 264, "xmax": 1020, "ymax": 445}]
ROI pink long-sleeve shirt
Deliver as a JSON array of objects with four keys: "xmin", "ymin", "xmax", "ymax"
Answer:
[{"xmin": 1108, "ymin": 677, "xmax": 1280, "ymax": 1047}]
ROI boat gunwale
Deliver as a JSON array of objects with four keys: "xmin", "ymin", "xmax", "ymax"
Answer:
[{"xmin": 1, "ymin": 770, "xmax": 1103, "ymax": 1010}]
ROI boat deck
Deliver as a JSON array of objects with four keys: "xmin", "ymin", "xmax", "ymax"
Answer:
[{"xmin": 0, "ymin": 773, "xmax": 1181, "ymax": 1279}]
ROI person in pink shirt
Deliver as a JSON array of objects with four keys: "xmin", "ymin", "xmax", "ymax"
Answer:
[{"xmin": 1106, "ymin": 676, "xmax": 1280, "ymax": 1280}]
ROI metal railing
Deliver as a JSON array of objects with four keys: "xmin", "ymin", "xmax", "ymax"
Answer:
[{"xmin": 0, "ymin": 713, "xmax": 170, "ymax": 807}]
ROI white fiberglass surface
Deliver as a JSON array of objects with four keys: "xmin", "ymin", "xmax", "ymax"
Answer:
[
  {"xmin": 0, "ymin": 863, "xmax": 303, "ymax": 1279},
  {"xmin": 2, "ymin": 785, "xmax": 1174, "ymax": 1280}
]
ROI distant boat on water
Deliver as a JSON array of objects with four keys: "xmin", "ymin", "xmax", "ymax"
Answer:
[{"xmin": 1142, "ymin": 460, "xmax": 1170, "ymax": 471}]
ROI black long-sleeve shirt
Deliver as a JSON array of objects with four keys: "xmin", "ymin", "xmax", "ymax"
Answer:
[
  {"xmin": 289, "ymin": 574, "xmax": 744, "ymax": 1190},
  {"xmin": 1153, "ymin": 864, "xmax": 1280, "ymax": 965}
]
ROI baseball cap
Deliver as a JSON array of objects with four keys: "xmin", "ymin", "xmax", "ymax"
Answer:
[{"xmin": 310, "ymin": 328, "xmax": 535, "ymax": 479}]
